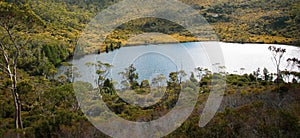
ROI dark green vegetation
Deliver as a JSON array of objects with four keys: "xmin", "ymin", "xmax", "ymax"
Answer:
[{"xmin": 0, "ymin": 0, "xmax": 300, "ymax": 137}]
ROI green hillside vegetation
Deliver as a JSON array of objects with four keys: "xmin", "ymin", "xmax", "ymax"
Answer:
[
  {"xmin": 1, "ymin": 62, "xmax": 300, "ymax": 137},
  {"xmin": 34, "ymin": 0, "xmax": 300, "ymax": 51},
  {"xmin": 0, "ymin": 0, "xmax": 300, "ymax": 137},
  {"xmin": 5, "ymin": 0, "xmax": 298, "ymax": 55}
]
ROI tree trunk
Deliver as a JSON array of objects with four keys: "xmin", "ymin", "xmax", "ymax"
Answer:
[{"xmin": 9, "ymin": 65, "xmax": 23, "ymax": 137}]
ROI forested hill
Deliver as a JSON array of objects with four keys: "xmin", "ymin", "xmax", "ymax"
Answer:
[
  {"xmin": 1, "ymin": 1, "xmax": 300, "ymax": 137},
  {"xmin": 29, "ymin": 0, "xmax": 300, "ymax": 45},
  {"xmin": 0, "ymin": 0, "xmax": 299, "ymax": 70}
]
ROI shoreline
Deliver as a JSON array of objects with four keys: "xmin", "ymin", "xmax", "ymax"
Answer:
[
  {"xmin": 103, "ymin": 40, "xmax": 300, "ymax": 53},
  {"xmin": 69, "ymin": 41, "xmax": 300, "ymax": 62},
  {"xmin": 123, "ymin": 41, "xmax": 300, "ymax": 47}
]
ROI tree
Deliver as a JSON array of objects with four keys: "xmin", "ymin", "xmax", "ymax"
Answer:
[
  {"xmin": 169, "ymin": 72, "xmax": 179, "ymax": 83},
  {"xmin": 60, "ymin": 62, "xmax": 80, "ymax": 83},
  {"xmin": 105, "ymin": 45, "xmax": 109, "ymax": 53},
  {"xmin": 116, "ymin": 41, "xmax": 122, "ymax": 49},
  {"xmin": 287, "ymin": 57, "xmax": 300, "ymax": 71},
  {"xmin": 189, "ymin": 72, "xmax": 198, "ymax": 83},
  {"xmin": 268, "ymin": 46, "xmax": 286, "ymax": 81},
  {"xmin": 253, "ymin": 68, "xmax": 261, "ymax": 83},
  {"xmin": 86, "ymin": 61, "xmax": 112, "ymax": 88},
  {"xmin": 263, "ymin": 68, "xmax": 270, "ymax": 81},
  {"xmin": 140, "ymin": 80, "xmax": 150, "ymax": 89},
  {"xmin": 195, "ymin": 67, "xmax": 205, "ymax": 82},
  {"xmin": 195, "ymin": 67, "xmax": 210, "ymax": 86},
  {"xmin": 151, "ymin": 74, "xmax": 167, "ymax": 88},
  {"xmin": 286, "ymin": 58, "xmax": 300, "ymax": 83},
  {"xmin": 119, "ymin": 64, "xmax": 139, "ymax": 89},
  {"xmin": 270, "ymin": 73, "xmax": 274, "ymax": 82},
  {"xmin": 281, "ymin": 70, "xmax": 291, "ymax": 82},
  {"xmin": 0, "ymin": 2, "xmax": 44, "ymax": 135},
  {"xmin": 110, "ymin": 42, "xmax": 114, "ymax": 51},
  {"xmin": 103, "ymin": 78, "xmax": 115, "ymax": 94}
]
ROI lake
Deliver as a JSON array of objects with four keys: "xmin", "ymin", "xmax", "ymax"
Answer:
[{"xmin": 61, "ymin": 42, "xmax": 300, "ymax": 87}]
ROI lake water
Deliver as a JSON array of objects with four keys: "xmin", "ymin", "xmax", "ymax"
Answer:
[{"xmin": 62, "ymin": 42, "xmax": 300, "ymax": 87}]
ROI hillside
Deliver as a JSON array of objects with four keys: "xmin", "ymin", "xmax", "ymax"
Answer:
[
  {"xmin": 191, "ymin": 0, "xmax": 299, "ymax": 45},
  {"xmin": 0, "ymin": 0, "xmax": 300, "ymax": 137},
  {"xmin": 20, "ymin": 0, "xmax": 300, "ymax": 55}
]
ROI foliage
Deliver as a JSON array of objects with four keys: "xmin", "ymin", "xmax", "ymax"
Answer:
[
  {"xmin": 0, "ymin": 0, "xmax": 300, "ymax": 137},
  {"xmin": 119, "ymin": 64, "xmax": 139, "ymax": 89}
]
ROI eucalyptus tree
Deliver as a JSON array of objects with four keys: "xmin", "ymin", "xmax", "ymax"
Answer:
[
  {"xmin": 0, "ymin": 2, "xmax": 44, "ymax": 134},
  {"xmin": 151, "ymin": 74, "xmax": 167, "ymax": 88},
  {"xmin": 178, "ymin": 69, "xmax": 187, "ymax": 83},
  {"xmin": 287, "ymin": 57, "xmax": 300, "ymax": 71},
  {"xmin": 169, "ymin": 72, "xmax": 179, "ymax": 83},
  {"xmin": 268, "ymin": 46, "xmax": 286, "ymax": 81},
  {"xmin": 286, "ymin": 57, "xmax": 300, "ymax": 83},
  {"xmin": 195, "ymin": 67, "xmax": 211, "ymax": 86},
  {"xmin": 119, "ymin": 64, "xmax": 139, "ymax": 89},
  {"xmin": 86, "ymin": 61, "xmax": 112, "ymax": 88}
]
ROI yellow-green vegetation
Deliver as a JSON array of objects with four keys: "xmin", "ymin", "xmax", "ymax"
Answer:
[
  {"xmin": 11, "ymin": 0, "xmax": 299, "ymax": 54},
  {"xmin": 1, "ymin": 0, "xmax": 300, "ymax": 137},
  {"xmin": 186, "ymin": 0, "xmax": 300, "ymax": 45},
  {"xmin": 2, "ymin": 62, "xmax": 300, "ymax": 137},
  {"xmin": 76, "ymin": 0, "xmax": 300, "ymax": 53}
]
